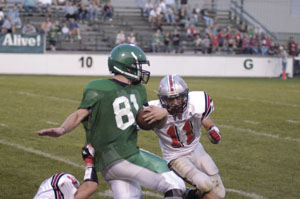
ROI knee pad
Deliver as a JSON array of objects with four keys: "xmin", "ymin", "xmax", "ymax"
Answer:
[{"xmin": 210, "ymin": 175, "xmax": 226, "ymax": 199}]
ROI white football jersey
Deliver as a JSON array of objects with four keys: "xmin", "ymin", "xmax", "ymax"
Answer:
[
  {"xmin": 33, "ymin": 173, "xmax": 80, "ymax": 199},
  {"xmin": 149, "ymin": 91, "xmax": 214, "ymax": 163}
]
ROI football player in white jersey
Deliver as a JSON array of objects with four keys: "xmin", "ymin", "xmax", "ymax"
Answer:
[
  {"xmin": 33, "ymin": 143, "xmax": 98, "ymax": 199},
  {"xmin": 147, "ymin": 75, "xmax": 225, "ymax": 199}
]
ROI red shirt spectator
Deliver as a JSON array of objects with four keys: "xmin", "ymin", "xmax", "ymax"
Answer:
[{"xmin": 288, "ymin": 36, "xmax": 298, "ymax": 56}]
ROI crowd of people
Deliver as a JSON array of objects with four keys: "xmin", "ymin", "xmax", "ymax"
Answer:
[{"xmin": 0, "ymin": 0, "xmax": 113, "ymax": 51}]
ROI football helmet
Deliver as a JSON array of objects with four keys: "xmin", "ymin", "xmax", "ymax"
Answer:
[
  {"xmin": 158, "ymin": 74, "xmax": 189, "ymax": 115},
  {"xmin": 108, "ymin": 44, "xmax": 150, "ymax": 84}
]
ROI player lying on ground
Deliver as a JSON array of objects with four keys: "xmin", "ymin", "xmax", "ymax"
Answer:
[
  {"xmin": 34, "ymin": 143, "xmax": 98, "ymax": 199},
  {"xmin": 148, "ymin": 74, "xmax": 226, "ymax": 199}
]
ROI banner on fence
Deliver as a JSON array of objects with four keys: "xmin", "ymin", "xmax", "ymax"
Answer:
[{"xmin": 0, "ymin": 33, "xmax": 45, "ymax": 53}]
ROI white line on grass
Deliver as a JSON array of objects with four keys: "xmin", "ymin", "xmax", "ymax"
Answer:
[
  {"xmin": 46, "ymin": 121, "xmax": 60, "ymax": 125},
  {"xmin": 219, "ymin": 95, "xmax": 300, "ymax": 108},
  {"xmin": 227, "ymin": 188, "xmax": 265, "ymax": 199},
  {"xmin": 0, "ymin": 123, "xmax": 7, "ymax": 127},
  {"xmin": 0, "ymin": 139, "xmax": 265, "ymax": 199},
  {"xmin": 286, "ymin": 120, "xmax": 300, "ymax": 124},
  {"xmin": 220, "ymin": 124, "xmax": 300, "ymax": 143},
  {"xmin": 14, "ymin": 91, "xmax": 80, "ymax": 104},
  {"xmin": 244, "ymin": 120, "xmax": 259, "ymax": 125},
  {"xmin": 0, "ymin": 139, "xmax": 84, "ymax": 169}
]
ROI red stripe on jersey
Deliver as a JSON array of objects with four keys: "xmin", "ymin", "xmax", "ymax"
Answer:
[
  {"xmin": 202, "ymin": 92, "xmax": 211, "ymax": 120},
  {"xmin": 51, "ymin": 173, "xmax": 65, "ymax": 199},
  {"xmin": 168, "ymin": 75, "xmax": 174, "ymax": 92}
]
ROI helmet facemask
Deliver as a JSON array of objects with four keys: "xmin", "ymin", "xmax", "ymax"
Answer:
[{"xmin": 128, "ymin": 60, "xmax": 150, "ymax": 85}]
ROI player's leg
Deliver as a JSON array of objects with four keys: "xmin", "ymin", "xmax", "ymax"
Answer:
[
  {"xmin": 108, "ymin": 179, "xmax": 142, "ymax": 199},
  {"xmin": 101, "ymin": 150, "xmax": 186, "ymax": 198},
  {"xmin": 194, "ymin": 147, "xmax": 225, "ymax": 199}
]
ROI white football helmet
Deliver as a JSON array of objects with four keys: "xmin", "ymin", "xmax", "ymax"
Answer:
[
  {"xmin": 158, "ymin": 74, "xmax": 189, "ymax": 115},
  {"xmin": 34, "ymin": 173, "xmax": 80, "ymax": 199}
]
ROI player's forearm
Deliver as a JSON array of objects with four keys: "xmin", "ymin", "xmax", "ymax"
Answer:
[
  {"xmin": 60, "ymin": 109, "xmax": 89, "ymax": 134},
  {"xmin": 74, "ymin": 181, "xmax": 98, "ymax": 199},
  {"xmin": 202, "ymin": 117, "xmax": 215, "ymax": 131}
]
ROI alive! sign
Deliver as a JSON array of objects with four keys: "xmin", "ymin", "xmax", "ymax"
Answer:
[{"xmin": 0, "ymin": 33, "xmax": 45, "ymax": 53}]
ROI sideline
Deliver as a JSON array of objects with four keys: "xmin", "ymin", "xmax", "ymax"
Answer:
[{"xmin": 0, "ymin": 139, "xmax": 265, "ymax": 199}]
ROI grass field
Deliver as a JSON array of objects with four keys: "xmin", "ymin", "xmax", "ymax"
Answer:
[{"xmin": 0, "ymin": 75, "xmax": 299, "ymax": 199}]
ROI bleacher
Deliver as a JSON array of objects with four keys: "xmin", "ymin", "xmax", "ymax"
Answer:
[{"xmin": 2, "ymin": 1, "xmax": 244, "ymax": 54}]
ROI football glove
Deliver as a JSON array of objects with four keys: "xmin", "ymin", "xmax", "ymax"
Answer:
[
  {"xmin": 208, "ymin": 126, "xmax": 221, "ymax": 144},
  {"xmin": 82, "ymin": 143, "xmax": 95, "ymax": 165}
]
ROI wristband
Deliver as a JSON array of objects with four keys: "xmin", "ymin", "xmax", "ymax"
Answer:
[{"xmin": 83, "ymin": 166, "xmax": 98, "ymax": 183}]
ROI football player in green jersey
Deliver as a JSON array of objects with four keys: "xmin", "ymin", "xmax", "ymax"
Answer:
[{"xmin": 37, "ymin": 44, "xmax": 186, "ymax": 199}]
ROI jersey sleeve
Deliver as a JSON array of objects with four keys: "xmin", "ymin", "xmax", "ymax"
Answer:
[
  {"xmin": 78, "ymin": 88, "xmax": 100, "ymax": 109},
  {"xmin": 189, "ymin": 91, "xmax": 214, "ymax": 120},
  {"xmin": 201, "ymin": 92, "xmax": 214, "ymax": 120}
]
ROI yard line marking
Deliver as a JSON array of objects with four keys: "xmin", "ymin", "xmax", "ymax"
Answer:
[
  {"xmin": 286, "ymin": 120, "xmax": 300, "ymax": 124},
  {"xmin": 0, "ymin": 123, "xmax": 7, "ymax": 127},
  {"xmin": 0, "ymin": 139, "xmax": 84, "ymax": 169},
  {"xmin": 98, "ymin": 190, "xmax": 162, "ymax": 198},
  {"xmin": 46, "ymin": 121, "xmax": 60, "ymax": 125},
  {"xmin": 227, "ymin": 188, "xmax": 265, "ymax": 199},
  {"xmin": 220, "ymin": 124, "xmax": 300, "ymax": 143},
  {"xmin": 244, "ymin": 120, "xmax": 259, "ymax": 125},
  {"xmin": 0, "ymin": 139, "xmax": 266, "ymax": 199},
  {"xmin": 218, "ymin": 95, "xmax": 300, "ymax": 108},
  {"xmin": 13, "ymin": 91, "xmax": 80, "ymax": 104}
]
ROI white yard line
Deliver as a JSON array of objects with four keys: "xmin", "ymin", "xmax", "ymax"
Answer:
[
  {"xmin": 219, "ymin": 95, "xmax": 300, "ymax": 108},
  {"xmin": 220, "ymin": 124, "xmax": 300, "ymax": 143},
  {"xmin": 244, "ymin": 120, "xmax": 260, "ymax": 125},
  {"xmin": 0, "ymin": 123, "xmax": 7, "ymax": 127},
  {"xmin": 14, "ymin": 91, "xmax": 80, "ymax": 104},
  {"xmin": 0, "ymin": 139, "xmax": 266, "ymax": 199},
  {"xmin": 286, "ymin": 120, "xmax": 300, "ymax": 124},
  {"xmin": 226, "ymin": 188, "xmax": 265, "ymax": 199},
  {"xmin": 46, "ymin": 121, "xmax": 60, "ymax": 125}
]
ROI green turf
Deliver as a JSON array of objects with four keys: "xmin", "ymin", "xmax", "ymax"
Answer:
[{"xmin": 0, "ymin": 75, "xmax": 299, "ymax": 199}]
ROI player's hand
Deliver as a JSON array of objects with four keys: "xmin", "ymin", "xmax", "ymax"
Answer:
[
  {"xmin": 37, "ymin": 127, "xmax": 65, "ymax": 137},
  {"xmin": 143, "ymin": 105, "xmax": 168, "ymax": 124},
  {"xmin": 82, "ymin": 143, "xmax": 95, "ymax": 165},
  {"xmin": 208, "ymin": 126, "xmax": 221, "ymax": 144}
]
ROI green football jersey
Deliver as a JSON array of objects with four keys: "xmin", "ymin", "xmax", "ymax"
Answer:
[{"xmin": 78, "ymin": 78, "xmax": 147, "ymax": 172}]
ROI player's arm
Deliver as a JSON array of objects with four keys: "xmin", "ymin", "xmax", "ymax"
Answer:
[
  {"xmin": 143, "ymin": 105, "xmax": 168, "ymax": 129},
  {"xmin": 37, "ymin": 108, "xmax": 90, "ymax": 137},
  {"xmin": 202, "ymin": 117, "xmax": 221, "ymax": 144},
  {"xmin": 75, "ymin": 143, "xmax": 98, "ymax": 199}
]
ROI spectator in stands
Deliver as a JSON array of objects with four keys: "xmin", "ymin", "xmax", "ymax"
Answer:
[
  {"xmin": 163, "ymin": 31, "xmax": 172, "ymax": 53},
  {"xmin": 279, "ymin": 45, "xmax": 288, "ymax": 80},
  {"xmin": 68, "ymin": 17, "xmax": 81, "ymax": 42},
  {"xmin": 288, "ymin": 36, "xmax": 298, "ymax": 56},
  {"xmin": 267, "ymin": 36, "xmax": 277, "ymax": 56},
  {"xmin": 200, "ymin": 4, "xmax": 213, "ymax": 27},
  {"xmin": 201, "ymin": 33, "xmax": 211, "ymax": 54},
  {"xmin": 165, "ymin": 0, "xmax": 176, "ymax": 11},
  {"xmin": 22, "ymin": 20, "xmax": 37, "ymax": 35},
  {"xmin": 78, "ymin": 0, "xmax": 89, "ymax": 23},
  {"xmin": 180, "ymin": 0, "xmax": 188, "ymax": 19},
  {"xmin": 254, "ymin": 25, "xmax": 264, "ymax": 37},
  {"xmin": 151, "ymin": 28, "xmax": 164, "ymax": 53},
  {"xmin": 37, "ymin": 0, "xmax": 52, "ymax": 14},
  {"xmin": 0, "ymin": 0, "xmax": 7, "ymax": 8},
  {"xmin": 61, "ymin": 22, "xmax": 70, "ymax": 40},
  {"xmin": 165, "ymin": 4, "xmax": 175, "ymax": 24},
  {"xmin": 211, "ymin": 34, "xmax": 219, "ymax": 54},
  {"xmin": 48, "ymin": 24, "xmax": 57, "ymax": 51},
  {"xmin": 102, "ymin": 0, "xmax": 113, "ymax": 22},
  {"xmin": 260, "ymin": 34, "xmax": 271, "ymax": 56},
  {"xmin": 127, "ymin": 32, "xmax": 137, "ymax": 45},
  {"xmin": 143, "ymin": 0, "xmax": 153, "ymax": 17},
  {"xmin": 54, "ymin": 0, "xmax": 66, "ymax": 6},
  {"xmin": 8, "ymin": 4, "xmax": 22, "ymax": 29},
  {"xmin": 149, "ymin": 6, "xmax": 158, "ymax": 28},
  {"xmin": 22, "ymin": 0, "xmax": 38, "ymax": 15},
  {"xmin": 64, "ymin": 1, "xmax": 78, "ymax": 21},
  {"xmin": 172, "ymin": 27, "xmax": 181, "ymax": 53},
  {"xmin": 1, "ymin": 16, "xmax": 15, "ymax": 33},
  {"xmin": 247, "ymin": 25, "xmax": 255, "ymax": 36},
  {"xmin": 88, "ymin": 0, "xmax": 100, "ymax": 23},
  {"xmin": 115, "ymin": 29, "xmax": 126, "ymax": 45},
  {"xmin": 194, "ymin": 31, "xmax": 202, "ymax": 53},
  {"xmin": 249, "ymin": 34, "xmax": 259, "ymax": 54},
  {"xmin": 0, "ymin": 7, "xmax": 4, "ymax": 26},
  {"xmin": 185, "ymin": 23, "xmax": 195, "ymax": 41},
  {"xmin": 41, "ymin": 16, "xmax": 52, "ymax": 34}
]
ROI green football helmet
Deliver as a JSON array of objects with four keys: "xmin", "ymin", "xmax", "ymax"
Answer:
[{"xmin": 108, "ymin": 44, "xmax": 150, "ymax": 84}]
